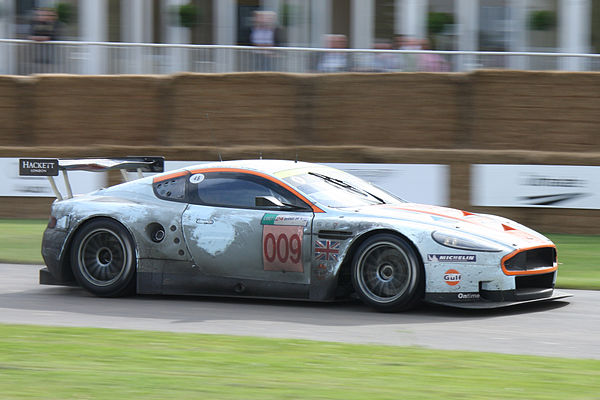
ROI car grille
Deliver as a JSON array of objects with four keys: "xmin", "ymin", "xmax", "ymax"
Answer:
[
  {"xmin": 515, "ymin": 272, "xmax": 555, "ymax": 290},
  {"xmin": 504, "ymin": 247, "xmax": 556, "ymax": 272}
]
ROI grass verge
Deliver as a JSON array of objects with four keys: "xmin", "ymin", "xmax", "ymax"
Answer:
[
  {"xmin": 0, "ymin": 219, "xmax": 45, "ymax": 264},
  {"xmin": 0, "ymin": 220, "xmax": 598, "ymax": 289},
  {"xmin": 0, "ymin": 323, "xmax": 599, "ymax": 400},
  {"xmin": 547, "ymin": 233, "xmax": 600, "ymax": 289}
]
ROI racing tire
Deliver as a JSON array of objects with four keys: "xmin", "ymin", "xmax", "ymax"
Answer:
[
  {"xmin": 70, "ymin": 218, "xmax": 137, "ymax": 297},
  {"xmin": 351, "ymin": 234, "xmax": 424, "ymax": 312}
]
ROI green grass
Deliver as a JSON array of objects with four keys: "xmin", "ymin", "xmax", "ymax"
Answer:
[
  {"xmin": 0, "ymin": 323, "xmax": 598, "ymax": 400},
  {"xmin": 547, "ymin": 233, "xmax": 600, "ymax": 289},
  {"xmin": 0, "ymin": 220, "xmax": 598, "ymax": 289},
  {"xmin": 0, "ymin": 219, "xmax": 45, "ymax": 264}
]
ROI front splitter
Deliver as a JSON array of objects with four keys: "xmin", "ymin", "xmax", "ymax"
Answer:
[{"xmin": 426, "ymin": 290, "xmax": 573, "ymax": 309}]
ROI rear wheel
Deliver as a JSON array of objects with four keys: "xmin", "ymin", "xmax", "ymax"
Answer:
[
  {"xmin": 351, "ymin": 234, "xmax": 423, "ymax": 312},
  {"xmin": 70, "ymin": 219, "xmax": 136, "ymax": 297}
]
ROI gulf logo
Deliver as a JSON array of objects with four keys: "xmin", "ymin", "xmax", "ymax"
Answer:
[{"xmin": 443, "ymin": 269, "xmax": 461, "ymax": 286}]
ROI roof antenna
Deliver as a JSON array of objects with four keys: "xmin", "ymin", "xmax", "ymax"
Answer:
[
  {"xmin": 206, "ymin": 113, "xmax": 222, "ymax": 162},
  {"xmin": 295, "ymin": 152, "xmax": 298, "ymax": 163}
]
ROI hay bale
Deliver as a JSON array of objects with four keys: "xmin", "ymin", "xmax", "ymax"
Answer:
[
  {"xmin": 470, "ymin": 70, "xmax": 600, "ymax": 151},
  {"xmin": 169, "ymin": 73, "xmax": 299, "ymax": 146},
  {"xmin": 0, "ymin": 76, "xmax": 30, "ymax": 146},
  {"xmin": 31, "ymin": 74, "xmax": 166, "ymax": 146},
  {"xmin": 309, "ymin": 73, "xmax": 463, "ymax": 148}
]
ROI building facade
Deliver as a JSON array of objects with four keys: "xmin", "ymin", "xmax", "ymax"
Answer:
[{"xmin": 1, "ymin": 0, "xmax": 598, "ymax": 54}]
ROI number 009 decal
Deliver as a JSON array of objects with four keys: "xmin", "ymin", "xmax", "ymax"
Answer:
[{"xmin": 262, "ymin": 225, "xmax": 304, "ymax": 272}]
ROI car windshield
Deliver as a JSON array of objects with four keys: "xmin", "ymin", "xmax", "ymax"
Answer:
[{"xmin": 281, "ymin": 167, "xmax": 405, "ymax": 209}]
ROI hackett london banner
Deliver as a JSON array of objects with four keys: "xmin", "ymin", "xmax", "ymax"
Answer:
[
  {"xmin": 19, "ymin": 159, "xmax": 59, "ymax": 176},
  {"xmin": 0, "ymin": 158, "xmax": 105, "ymax": 197},
  {"xmin": 471, "ymin": 164, "xmax": 600, "ymax": 209}
]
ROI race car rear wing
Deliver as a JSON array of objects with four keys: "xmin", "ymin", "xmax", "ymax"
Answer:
[{"xmin": 18, "ymin": 157, "xmax": 164, "ymax": 200}]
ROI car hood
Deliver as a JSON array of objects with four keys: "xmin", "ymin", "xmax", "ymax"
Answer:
[{"xmin": 350, "ymin": 203, "xmax": 553, "ymax": 249}]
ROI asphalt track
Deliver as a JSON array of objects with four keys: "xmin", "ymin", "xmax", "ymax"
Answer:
[{"xmin": 1, "ymin": 263, "xmax": 599, "ymax": 360}]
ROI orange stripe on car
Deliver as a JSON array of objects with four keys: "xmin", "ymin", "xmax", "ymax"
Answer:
[
  {"xmin": 384, "ymin": 205, "xmax": 480, "ymax": 225},
  {"xmin": 153, "ymin": 170, "xmax": 189, "ymax": 183},
  {"xmin": 384, "ymin": 205, "xmax": 533, "ymax": 238}
]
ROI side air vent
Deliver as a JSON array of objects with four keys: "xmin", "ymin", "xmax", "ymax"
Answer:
[{"xmin": 318, "ymin": 230, "xmax": 353, "ymax": 240}]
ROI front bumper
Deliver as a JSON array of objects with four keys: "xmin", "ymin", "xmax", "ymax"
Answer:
[{"xmin": 424, "ymin": 269, "xmax": 571, "ymax": 308}]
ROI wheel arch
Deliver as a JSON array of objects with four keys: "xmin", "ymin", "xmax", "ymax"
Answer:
[
  {"xmin": 336, "ymin": 228, "xmax": 425, "ymax": 295},
  {"xmin": 60, "ymin": 216, "xmax": 139, "ymax": 279}
]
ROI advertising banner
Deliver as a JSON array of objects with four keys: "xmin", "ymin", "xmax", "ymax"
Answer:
[
  {"xmin": 471, "ymin": 164, "xmax": 600, "ymax": 209},
  {"xmin": 0, "ymin": 158, "xmax": 106, "ymax": 197},
  {"xmin": 324, "ymin": 163, "xmax": 449, "ymax": 206}
]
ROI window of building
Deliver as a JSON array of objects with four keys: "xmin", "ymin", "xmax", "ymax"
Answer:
[
  {"xmin": 591, "ymin": 0, "xmax": 600, "ymax": 53},
  {"xmin": 375, "ymin": 0, "xmax": 395, "ymax": 42}
]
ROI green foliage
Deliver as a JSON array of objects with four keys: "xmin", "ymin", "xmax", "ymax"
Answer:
[
  {"xmin": 0, "ymin": 324, "xmax": 599, "ymax": 399},
  {"xmin": 56, "ymin": 2, "xmax": 75, "ymax": 25},
  {"xmin": 179, "ymin": 3, "xmax": 200, "ymax": 28},
  {"xmin": 428, "ymin": 12, "xmax": 454, "ymax": 35},
  {"xmin": 529, "ymin": 10, "xmax": 556, "ymax": 31},
  {"xmin": 281, "ymin": 3, "xmax": 295, "ymax": 27}
]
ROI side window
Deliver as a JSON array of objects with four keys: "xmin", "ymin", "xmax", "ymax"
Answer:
[
  {"xmin": 189, "ymin": 171, "xmax": 310, "ymax": 211},
  {"xmin": 153, "ymin": 174, "xmax": 188, "ymax": 202}
]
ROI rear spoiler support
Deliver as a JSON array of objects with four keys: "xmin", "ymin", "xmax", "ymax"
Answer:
[
  {"xmin": 47, "ymin": 175, "xmax": 63, "ymax": 201},
  {"xmin": 63, "ymin": 169, "xmax": 73, "ymax": 199},
  {"xmin": 19, "ymin": 157, "xmax": 164, "ymax": 200},
  {"xmin": 119, "ymin": 168, "xmax": 145, "ymax": 182}
]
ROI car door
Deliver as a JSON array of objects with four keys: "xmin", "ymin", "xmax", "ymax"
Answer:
[{"xmin": 181, "ymin": 170, "xmax": 315, "ymax": 288}]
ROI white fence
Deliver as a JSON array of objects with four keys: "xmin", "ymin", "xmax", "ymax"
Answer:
[{"xmin": 2, "ymin": 39, "xmax": 600, "ymax": 75}]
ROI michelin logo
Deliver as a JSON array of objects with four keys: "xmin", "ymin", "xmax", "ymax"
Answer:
[{"xmin": 427, "ymin": 254, "xmax": 476, "ymax": 262}]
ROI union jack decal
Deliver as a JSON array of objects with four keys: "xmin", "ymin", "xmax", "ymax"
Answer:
[{"xmin": 314, "ymin": 240, "xmax": 340, "ymax": 262}]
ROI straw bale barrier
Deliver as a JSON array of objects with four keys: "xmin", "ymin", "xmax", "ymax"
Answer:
[
  {"xmin": 307, "ymin": 73, "xmax": 463, "ymax": 147},
  {"xmin": 469, "ymin": 70, "xmax": 600, "ymax": 151},
  {"xmin": 0, "ymin": 71, "xmax": 599, "ymax": 151},
  {"xmin": 169, "ymin": 73, "xmax": 300, "ymax": 146},
  {"xmin": 30, "ymin": 74, "xmax": 166, "ymax": 146},
  {"xmin": 0, "ymin": 76, "xmax": 27, "ymax": 146}
]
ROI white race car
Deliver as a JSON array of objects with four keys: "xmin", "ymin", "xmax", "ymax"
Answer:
[{"xmin": 25, "ymin": 158, "xmax": 570, "ymax": 312}]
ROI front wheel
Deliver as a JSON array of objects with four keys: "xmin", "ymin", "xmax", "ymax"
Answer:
[
  {"xmin": 70, "ymin": 218, "xmax": 136, "ymax": 297},
  {"xmin": 351, "ymin": 234, "xmax": 424, "ymax": 312}
]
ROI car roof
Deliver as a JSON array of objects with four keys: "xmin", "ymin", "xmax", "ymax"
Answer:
[{"xmin": 181, "ymin": 159, "xmax": 317, "ymax": 176}]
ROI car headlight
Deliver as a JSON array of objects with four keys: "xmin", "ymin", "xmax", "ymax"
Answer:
[{"xmin": 432, "ymin": 231, "xmax": 503, "ymax": 252}]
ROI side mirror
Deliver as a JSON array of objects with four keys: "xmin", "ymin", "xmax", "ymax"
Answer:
[{"xmin": 255, "ymin": 196, "xmax": 285, "ymax": 208}]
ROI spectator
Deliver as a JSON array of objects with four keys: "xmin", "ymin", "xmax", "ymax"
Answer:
[
  {"xmin": 243, "ymin": 10, "xmax": 285, "ymax": 71},
  {"xmin": 391, "ymin": 34, "xmax": 407, "ymax": 71},
  {"xmin": 397, "ymin": 35, "xmax": 421, "ymax": 72},
  {"xmin": 29, "ymin": 8, "xmax": 58, "ymax": 42},
  {"xmin": 317, "ymin": 34, "xmax": 350, "ymax": 73},
  {"xmin": 372, "ymin": 40, "xmax": 399, "ymax": 72},
  {"xmin": 249, "ymin": 11, "xmax": 285, "ymax": 47},
  {"xmin": 417, "ymin": 39, "xmax": 450, "ymax": 72},
  {"xmin": 29, "ymin": 8, "xmax": 58, "ymax": 67}
]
